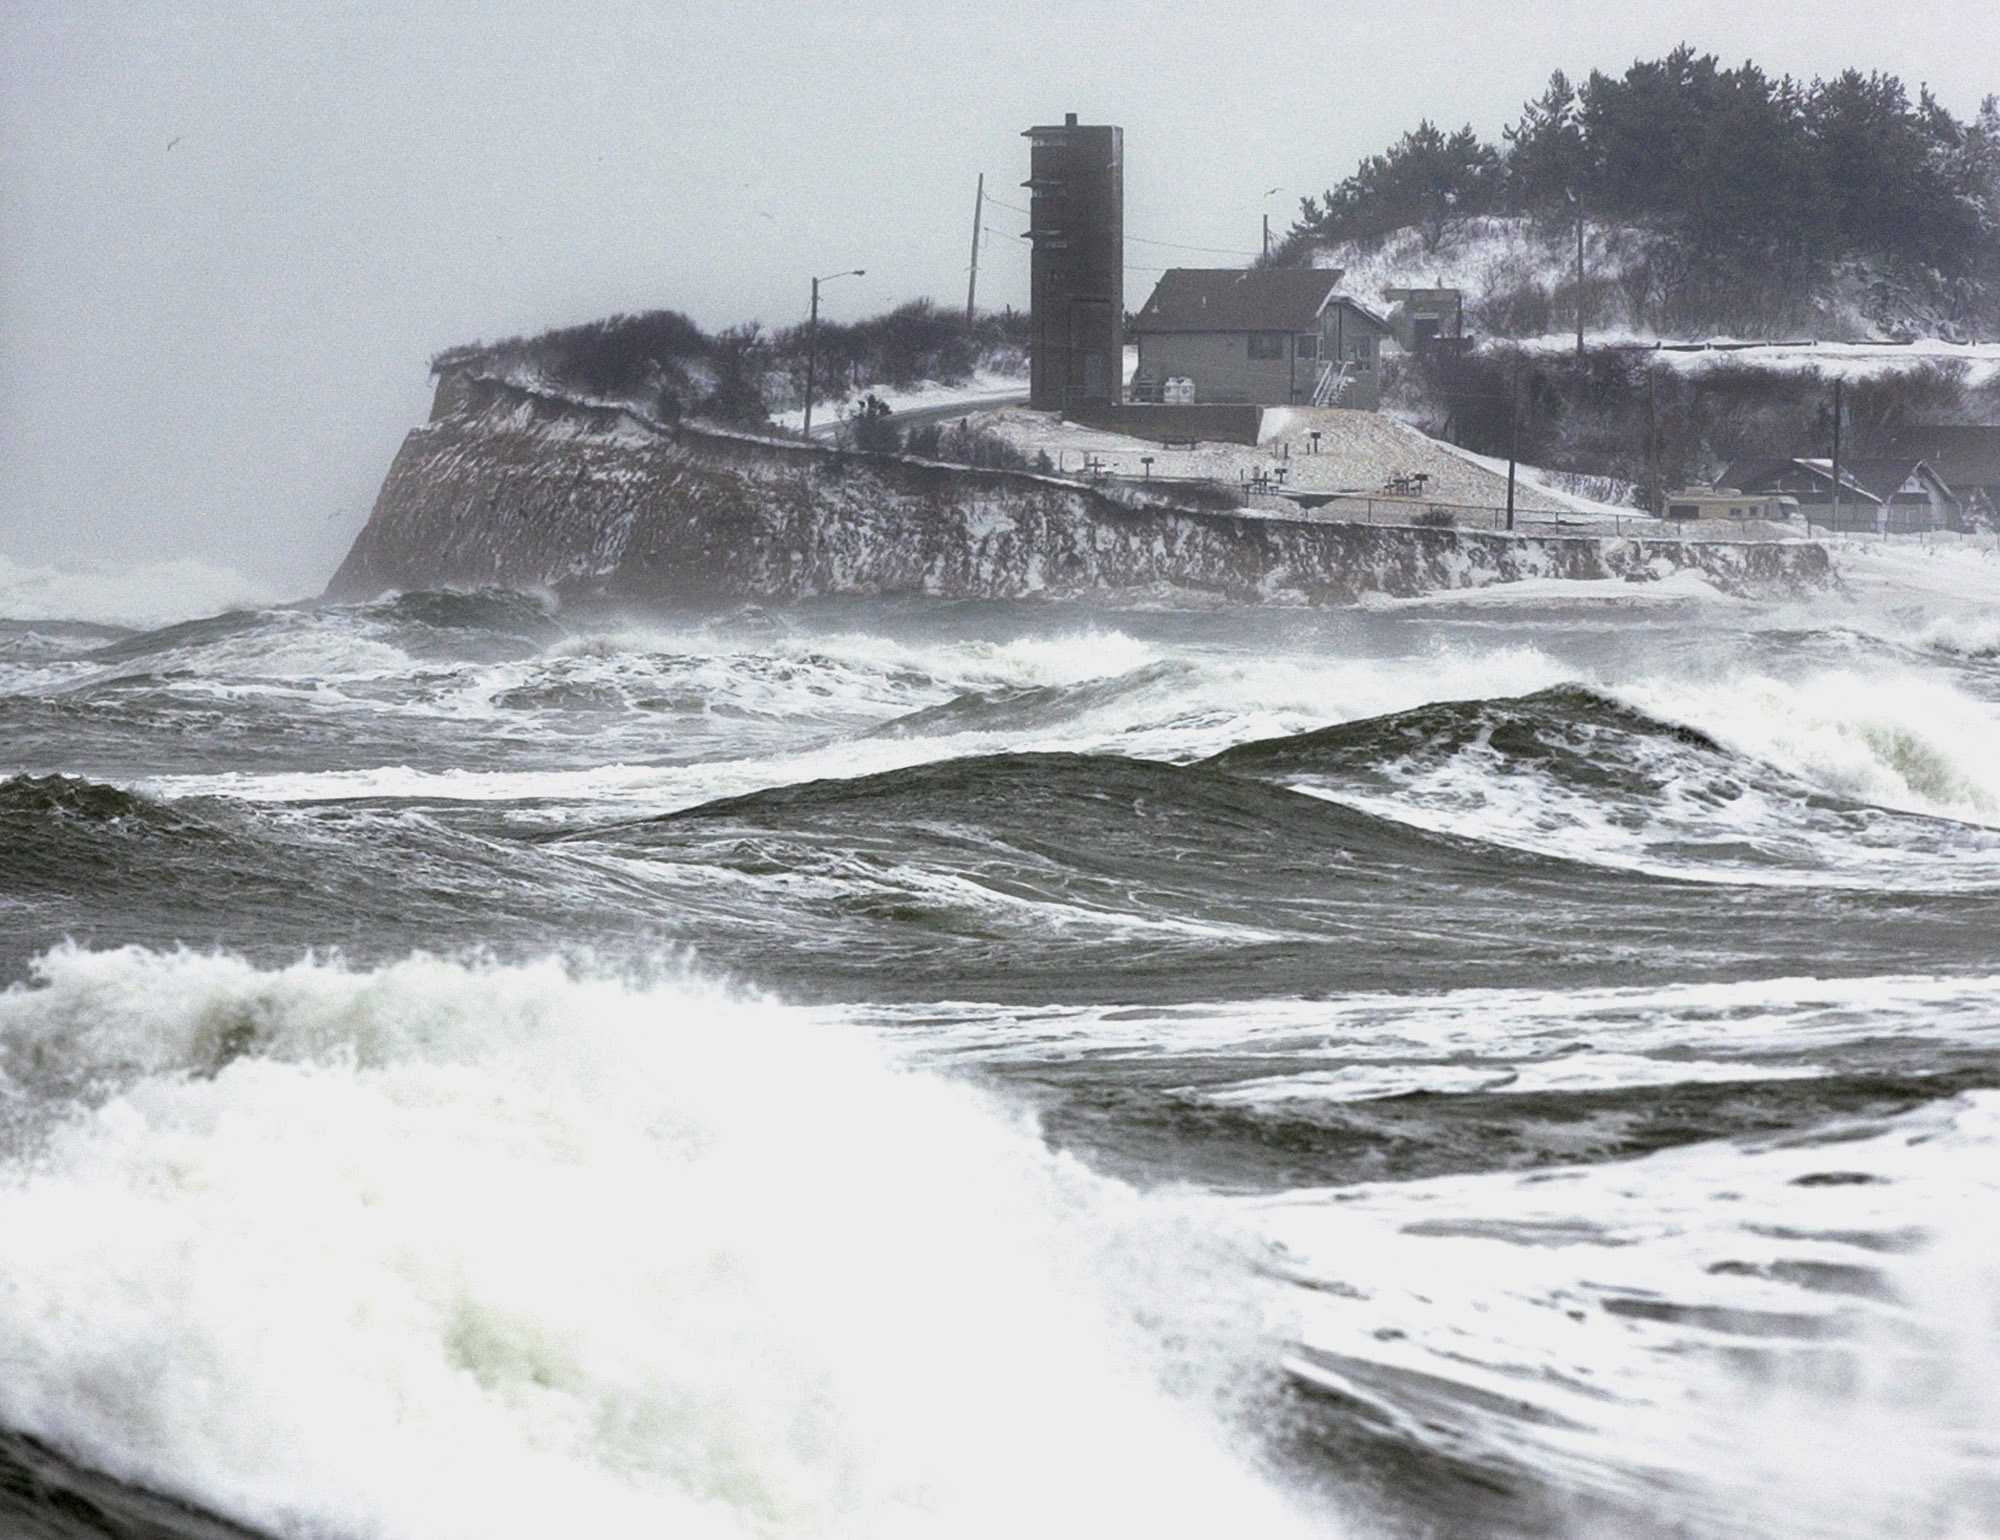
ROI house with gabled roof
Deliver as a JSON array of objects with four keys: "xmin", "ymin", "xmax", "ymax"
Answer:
[
  {"xmin": 1882, "ymin": 424, "xmax": 2000, "ymax": 530},
  {"xmin": 1719, "ymin": 455, "xmax": 1960, "ymax": 533},
  {"xmin": 1130, "ymin": 267, "xmax": 1393, "ymax": 409}
]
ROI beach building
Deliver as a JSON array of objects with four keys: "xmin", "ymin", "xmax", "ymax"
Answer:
[
  {"xmin": 1720, "ymin": 456, "xmax": 1959, "ymax": 533},
  {"xmin": 1130, "ymin": 268, "xmax": 1393, "ymax": 409}
]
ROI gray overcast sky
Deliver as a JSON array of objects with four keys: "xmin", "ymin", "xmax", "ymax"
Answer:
[{"xmin": 4, "ymin": 1, "xmax": 1996, "ymax": 595}]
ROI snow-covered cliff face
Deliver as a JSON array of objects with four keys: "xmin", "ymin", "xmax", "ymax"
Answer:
[{"xmin": 326, "ymin": 376, "xmax": 1833, "ymax": 607}]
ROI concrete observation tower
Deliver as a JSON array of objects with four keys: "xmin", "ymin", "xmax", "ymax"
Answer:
[{"xmin": 1022, "ymin": 113, "xmax": 1123, "ymax": 412}]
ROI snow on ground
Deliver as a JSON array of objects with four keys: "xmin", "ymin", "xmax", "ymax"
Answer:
[
  {"xmin": 772, "ymin": 370, "xmax": 1028, "ymax": 434},
  {"xmin": 1407, "ymin": 433, "xmax": 1635, "ymax": 520},
  {"xmin": 1510, "ymin": 334, "xmax": 2000, "ymax": 385},
  {"xmin": 1297, "ymin": 216, "xmax": 1998, "ymax": 368},
  {"xmin": 971, "ymin": 405, "xmax": 1577, "ymax": 518}
]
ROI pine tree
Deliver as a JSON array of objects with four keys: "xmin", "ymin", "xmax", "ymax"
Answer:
[{"xmin": 1504, "ymin": 70, "xmax": 1586, "ymax": 211}]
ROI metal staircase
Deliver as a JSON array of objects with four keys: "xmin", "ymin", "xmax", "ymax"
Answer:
[{"xmin": 1311, "ymin": 361, "xmax": 1352, "ymax": 407}]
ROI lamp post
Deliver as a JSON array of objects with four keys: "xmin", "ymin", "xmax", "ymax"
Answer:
[
  {"xmin": 1261, "ymin": 185, "xmax": 1283, "ymax": 260},
  {"xmin": 802, "ymin": 268, "xmax": 865, "ymax": 440}
]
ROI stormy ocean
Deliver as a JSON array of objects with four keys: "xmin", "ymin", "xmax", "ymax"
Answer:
[{"xmin": 2, "ymin": 570, "xmax": 1997, "ymax": 1539}]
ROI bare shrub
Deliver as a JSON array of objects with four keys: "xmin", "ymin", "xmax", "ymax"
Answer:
[
  {"xmin": 1476, "ymin": 281, "xmax": 1555, "ymax": 337},
  {"xmin": 902, "ymin": 421, "xmax": 1036, "ymax": 472}
]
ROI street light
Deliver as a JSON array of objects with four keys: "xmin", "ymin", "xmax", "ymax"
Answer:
[
  {"xmin": 803, "ymin": 268, "xmax": 866, "ymax": 441},
  {"xmin": 1261, "ymin": 186, "xmax": 1283, "ymax": 260}
]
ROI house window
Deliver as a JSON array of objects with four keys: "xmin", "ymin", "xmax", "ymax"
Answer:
[
  {"xmin": 1295, "ymin": 333, "xmax": 1318, "ymax": 361},
  {"xmin": 1248, "ymin": 332, "xmax": 1286, "ymax": 360}
]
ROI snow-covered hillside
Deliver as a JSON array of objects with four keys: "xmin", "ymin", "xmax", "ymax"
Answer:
[
  {"xmin": 1510, "ymin": 334, "xmax": 2000, "ymax": 387},
  {"xmin": 1308, "ymin": 216, "xmax": 1638, "ymax": 318},
  {"xmin": 1303, "ymin": 216, "xmax": 1994, "ymax": 349}
]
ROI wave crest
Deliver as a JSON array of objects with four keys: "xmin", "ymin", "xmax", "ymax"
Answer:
[{"xmin": 0, "ymin": 947, "xmax": 1320, "ymax": 1540}]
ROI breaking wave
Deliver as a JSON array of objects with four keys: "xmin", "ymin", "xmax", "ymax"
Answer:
[
  {"xmin": 0, "ymin": 946, "xmax": 1325, "ymax": 1540},
  {"xmin": 1911, "ymin": 611, "xmax": 2000, "ymax": 660},
  {"xmin": 0, "ymin": 555, "xmax": 280, "ymax": 630},
  {"xmin": 1617, "ymin": 666, "xmax": 2000, "ymax": 825},
  {"xmin": 1212, "ymin": 679, "xmax": 2000, "ymax": 886},
  {"xmin": 8, "ymin": 576, "xmax": 2000, "ymax": 1539}
]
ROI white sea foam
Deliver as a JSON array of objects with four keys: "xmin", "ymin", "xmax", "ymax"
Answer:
[
  {"xmin": 0, "ymin": 946, "xmax": 1327, "ymax": 1540},
  {"xmin": 545, "ymin": 624, "xmax": 1161, "ymax": 696},
  {"xmin": 1359, "ymin": 569, "xmax": 1735, "ymax": 609},
  {"xmin": 133, "ymin": 640, "xmax": 1577, "ymax": 812},
  {"xmin": 849, "ymin": 973, "xmax": 2000, "ymax": 1091},
  {"xmin": 973, "ymin": 626, "xmax": 1160, "ymax": 685},
  {"xmin": 1260, "ymin": 1090, "xmax": 2000, "ymax": 1538},
  {"xmin": 1913, "ymin": 610, "xmax": 2000, "ymax": 659},
  {"xmin": 1616, "ymin": 666, "xmax": 2000, "ymax": 825},
  {"xmin": 138, "ymin": 613, "xmax": 418, "ymax": 681}
]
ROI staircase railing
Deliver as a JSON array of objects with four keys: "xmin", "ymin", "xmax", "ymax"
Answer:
[{"xmin": 1312, "ymin": 361, "xmax": 1352, "ymax": 407}]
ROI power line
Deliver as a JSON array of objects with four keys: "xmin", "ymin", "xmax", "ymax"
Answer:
[
  {"xmin": 991, "ymin": 222, "xmax": 1256, "ymax": 260},
  {"xmin": 984, "ymin": 182, "xmax": 1262, "ymax": 258},
  {"xmin": 981, "ymin": 230, "xmax": 1181, "ymax": 276},
  {"xmin": 1123, "ymin": 233, "xmax": 1261, "ymax": 258}
]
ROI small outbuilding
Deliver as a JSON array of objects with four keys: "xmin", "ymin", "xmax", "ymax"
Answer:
[
  {"xmin": 1130, "ymin": 268, "xmax": 1392, "ymax": 409},
  {"xmin": 1383, "ymin": 286, "xmax": 1469, "ymax": 352}
]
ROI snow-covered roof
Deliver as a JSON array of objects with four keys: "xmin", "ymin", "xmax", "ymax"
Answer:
[
  {"xmin": 1832, "ymin": 458, "xmax": 1955, "ymax": 503},
  {"xmin": 1721, "ymin": 456, "xmax": 1956, "ymax": 504},
  {"xmin": 1722, "ymin": 457, "xmax": 1878, "ymax": 503},
  {"xmin": 1133, "ymin": 267, "xmax": 1388, "ymax": 334}
]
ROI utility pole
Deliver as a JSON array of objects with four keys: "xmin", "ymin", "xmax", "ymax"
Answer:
[
  {"xmin": 1830, "ymin": 376, "xmax": 1843, "ymax": 534},
  {"xmin": 965, "ymin": 173, "xmax": 983, "ymax": 326},
  {"xmin": 802, "ymin": 267, "xmax": 865, "ymax": 441},
  {"xmin": 803, "ymin": 278, "xmax": 824, "ymax": 442},
  {"xmin": 1645, "ymin": 367, "xmax": 1659, "ymax": 516},
  {"xmin": 1506, "ymin": 368, "xmax": 1520, "ymax": 531},
  {"xmin": 1263, "ymin": 213, "xmax": 1270, "ymax": 259}
]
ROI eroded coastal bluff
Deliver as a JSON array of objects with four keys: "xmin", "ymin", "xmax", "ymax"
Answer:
[{"xmin": 327, "ymin": 374, "xmax": 1833, "ymax": 606}]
